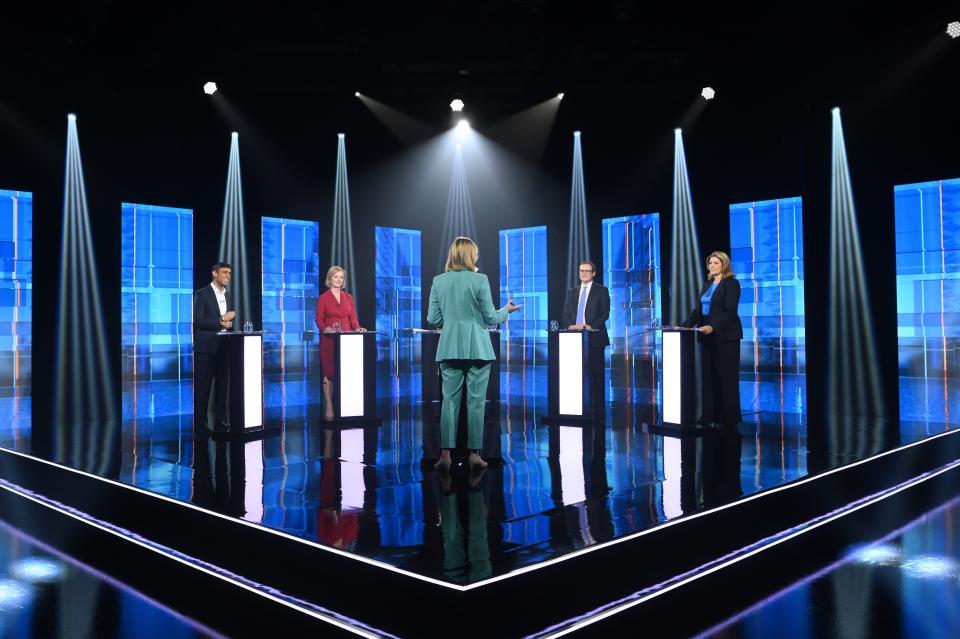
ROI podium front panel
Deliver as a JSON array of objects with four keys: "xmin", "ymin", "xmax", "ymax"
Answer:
[
  {"xmin": 338, "ymin": 333, "xmax": 365, "ymax": 417},
  {"xmin": 559, "ymin": 332, "xmax": 585, "ymax": 416},
  {"xmin": 663, "ymin": 331, "xmax": 682, "ymax": 425}
]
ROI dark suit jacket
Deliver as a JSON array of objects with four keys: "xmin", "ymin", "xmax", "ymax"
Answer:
[
  {"xmin": 683, "ymin": 277, "xmax": 743, "ymax": 342},
  {"xmin": 193, "ymin": 284, "xmax": 234, "ymax": 354},
  {"xmin": 561, "ymin": 282, "xmax": 610, "ymax": 348}
]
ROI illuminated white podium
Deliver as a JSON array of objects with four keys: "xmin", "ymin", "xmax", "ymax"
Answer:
[
  {"xmin": 660, "ymin": 327, "xmax": 697, "ymax": 429},
  {"xmin": 331, "ymin": 331, "xmax": 379, "ymax": 423},
  {"xmin": 547, "ymin": 329, "xmax": 596, "ymax": 421},
  {"xmin": 215, "ymin": 332, "xmax": 264, "ymax": 434}
]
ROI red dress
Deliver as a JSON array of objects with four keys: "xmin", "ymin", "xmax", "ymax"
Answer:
[{"xmin": 316, "ymin": 289, "xmax": 360, "ymax": 378}]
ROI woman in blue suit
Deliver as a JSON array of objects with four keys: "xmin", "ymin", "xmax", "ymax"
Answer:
[{"xmin": 683, "ymin": 251, "xmax": 743, "ymax": 429}]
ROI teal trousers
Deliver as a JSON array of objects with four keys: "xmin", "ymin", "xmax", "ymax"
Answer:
[{"xmin": 439, "ymin": 360, "xmax": 491, "ymax": 450}]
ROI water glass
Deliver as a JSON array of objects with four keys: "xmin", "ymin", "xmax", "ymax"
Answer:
[
  {"xmin": 243, "ymin": 321, "xmax": 253, "ymax": 334},
  {"xmin": 549, "ymin": 320, "xmax": 559, "ymax": 332},
  {"xmin": 332, "ymin": 322, "xmax": 342, "ymax": 333}
]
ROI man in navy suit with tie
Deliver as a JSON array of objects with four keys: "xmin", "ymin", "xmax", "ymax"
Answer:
[
  {"xmin": 561, "ymin": 260, "xmax": 610, "ymax": 417},
  {"xmin": 193, "ymin": 262, "xmax": 235, "ymax": 435}
]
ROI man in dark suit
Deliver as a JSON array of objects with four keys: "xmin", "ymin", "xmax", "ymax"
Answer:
[
  {"xmin": 561, "ymin": 260, "xmax": 610, "ymax": 417},
  {"xmin": 193, "ymin": 262, "xmax": 235, "ymax": 434}
]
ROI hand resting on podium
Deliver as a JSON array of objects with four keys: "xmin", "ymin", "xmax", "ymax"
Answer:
[{"xmin": 220, "ymin": 310, "xmax": 236, "ymax": 330}]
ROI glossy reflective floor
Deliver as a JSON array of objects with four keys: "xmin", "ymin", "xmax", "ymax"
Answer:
[
  {"xmin": 0, "ymin": 366, "xmax": 956, "ymax": 587},
  {"xmin": 0, "ymin": 518, "xmax": 219, "ymax": 638},
  {"xmin": 699, "ymin": 491, "xmax": 960, "ymax": 639},
  {"xmin": 105, "ymin": 364, "xmax": 818, "ymax": 585}
]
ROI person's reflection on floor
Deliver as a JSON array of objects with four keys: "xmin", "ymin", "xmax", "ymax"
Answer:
[
  {"xmin": 191, "ymin": 439, "xmax": 245, "ymax": 517},
  {"xmin": 435, "ymin": 469, "xmax": 492, "ymax": 584},
  {"xmin": 317, "ymin": 428, "xmax": 359, "ymax": 550},
  {"xmin": 701, "ymin": 430, "xmax": 743, "ymax": 508}
]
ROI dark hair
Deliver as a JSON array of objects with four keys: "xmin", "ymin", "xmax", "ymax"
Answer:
[
  {"xmin": 211, "ymin": 262, "xmax": 232, "ymax": 275},
  {"xmin": 579, "ymin": 260, "xmax": 597, "ymax": 274}
]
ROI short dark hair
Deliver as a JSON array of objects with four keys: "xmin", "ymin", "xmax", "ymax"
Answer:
[
  {"xmin": 579, "ymin": 260, "xmax": 597, "ymax": 273},
  {"xmin": 211, "ymin": 262, "xmax": 232, "ymax": 275}
]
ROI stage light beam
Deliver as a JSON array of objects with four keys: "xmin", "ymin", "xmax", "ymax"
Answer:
[
  {"xmin": 217, "ymin": 132, "xmax": 252, "ymax": 326},
  {"xmin": 203, "ymin": 82, "xmax": 218, "ymax": 95},
  {"xmin": 566, "ymin": 131, "xmax": 591, "ymax": 287},
  {"xmin": 669, "ymin": 128, "xmax": 703, "ymax": 325},
  {"xmin": 436, "ymin": 144, "xmax": 479, "ymax": 275},
  {"xmin": 947, "ymin": 22, "xmax": 960, "ymax": 39},
  {"xmin": 331, "ymin": 133, "xmax": 358, "ymax": 311},
  {"xmin": 450, "ymin": 99, "xmax": 465, "ymax": 112},
  {"xmin": 54, "ymin": 113, "xmax": 118, "ymax": 472},
  {"xmin": 701, "ymin": 87, "xmax": 715, "ymax": 100},
  {"xmin": 827, "ymin": 107, "xmax": 885, "ymax": 422}
]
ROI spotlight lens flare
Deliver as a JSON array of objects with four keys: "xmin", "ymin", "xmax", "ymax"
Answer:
[
  {"xmin": 355, "ymin": 91, "xmax": 361, "ymax": 97},
  {"xmin": 0, "ymin": 579, "xmax": 32, "ymax": 608},
  {"xmin": 67, "ymin": 113, "xmax": 76, "ymax": 122},
  {"xmin": 847, "ymin": 543, "xmax": 901, "ymax": 565},
  {"xmin": 455, "ymin": 120, "xmax": 471, "ymax": 137},
  {"xmin": 947, "ymin": 21, "xmax": 960, "ymax": 38},
  {"xmin": 573, "ymin": 130, "xmax": 581, "ymax": 137},
  {"xmin": 338, "ymin": 133, "xmax": 345, "ymax": 139},
  {"xmin": 901, "ymin": 555, "xmax": 959, "ymax": 580},
  {"xmin": 557, "ymin": 92, "xmax": 565, "ymax": 100},
  {"xmin": 10, "ymin": 558, "xmax": 65, "ymax": 583},
  {"xmin": 450, "ymin": 99, "xmax": 465, "ymax": 112},
  {"xmin": 701, "ymin": 87, "xmax": 715, "ymax": 100},
  {"xmin": 203, "ymin": 82, "xmax": 218, "ymax": 95},
  {"xmin": 231, "ymin": 131, "xmax": 239, "ymax": 139}
]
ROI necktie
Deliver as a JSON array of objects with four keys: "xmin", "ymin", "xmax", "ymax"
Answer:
[{"xmin": 576, "ymin": 286, "xmax": 587, "ymax": 325}]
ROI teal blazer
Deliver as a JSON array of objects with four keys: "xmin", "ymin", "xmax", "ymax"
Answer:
[{"xmin": 427, "ymin": 270, "xmax": 509, "ymax": 361}]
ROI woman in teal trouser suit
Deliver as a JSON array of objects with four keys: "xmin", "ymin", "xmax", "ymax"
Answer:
[{"xmin": 427, "ymin": 237, "xmax": 521, "ymax": 470}]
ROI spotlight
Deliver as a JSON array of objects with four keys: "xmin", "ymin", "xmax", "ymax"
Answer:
[
  {"xmin": 674, "ymin": 128, "xmax": 682, "ymax": 135},
  {"xmin": 355, "ymin": 91, "xmax": 361, "ymax": 97},
  {"xmin": 831, "ymin": 106, "xmax": 841, "ymax": 115},
  {"xmin": 573, "ymin": 130, "xmax": 581, "ymax": 137},
  {"xmin": 947, "ymin": 21, "xmax": 960, "ymax": 38},
  {"xmin": 231, "ymin": 131, "xmax": 238, "ymax": 139},
  {"xmin": 338, "ymin": 132, "xmax": 345, "ymax": 139},
  {"xmin": 67, "ymin": 113, "xmax": 76, "ymax": 122},
  {"xmin": 203, "ymin": 82, "xmax": 218, "ymax": 95},
  {"xmin": 450, "ymin": 99, "xmax": 465, "ymax": 112},
  {"xmin": 701, "ymin": 87, "xmax": 715, "ymax": 100},
  {"xmin": 455, "ymin": 119, "xmax": 471, "ymax": 136},
  {"xmin": 557, "ymin": 92, "xmax": 565, "ymax": 100},
  {"xmin": 10, "ymin": 558, "xmax": 65, "ymax": 583}
]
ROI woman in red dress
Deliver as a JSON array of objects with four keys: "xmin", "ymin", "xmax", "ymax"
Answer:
[{"xmin": 316, "ymin": 266, "xmax": 365, "ymax": 419}]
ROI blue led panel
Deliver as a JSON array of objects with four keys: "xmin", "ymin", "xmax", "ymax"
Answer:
[
  {"xmin": 602, "ymin": 214, "xmax": 661, "ymax": 408},
  {"xmin": 0, "ymin": 190, "xmax": 31, "ymax": 387},
  {"xmin": 895, "ymin": 178, "xmax": 960, "ymax": 429},
  {"xmin": 261, "ymin": 217, "xmax": 321, "ymax": 374},
  {"xmin": 375, "ymin": 227, "xmax": 422, "ymax": 367},
  {"xmin": 498, "ymin": 225, "xmax": 547, "ymax": 364},
  {"xmin": 120, "ymin": 203, "xmax": 193, "ymax": 382}
]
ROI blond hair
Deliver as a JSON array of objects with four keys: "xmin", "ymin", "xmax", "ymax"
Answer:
[
  {"xmin": 325, "ymin": 265, "xmax": 346, "ymax": 288},
  {"xmin": 444, "ymin": 237, "xmax": 478, "ymax": 272},
  {"xmin": 700, "ymin": 251, "xmax": 735, "ymax": 293}
]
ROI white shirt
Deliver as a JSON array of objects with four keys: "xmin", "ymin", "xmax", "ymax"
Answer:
[{"xmin": 211, "ymin": 282, "xmax": 227, "ymax": 317}]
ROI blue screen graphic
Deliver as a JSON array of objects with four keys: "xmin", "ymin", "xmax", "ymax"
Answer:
[
  {"xmin": 0, "ymin": 190, "xmax": 31, "ymax": 388},
  {"xmin": 498, "ymin": 226, "xmax": 548, "ymax": 369},
  {"xmin": 729, "ymin": 197, "xmax": 805, "ymax": 374},
  {"xmin": 261, "ymin": 217, "xmax": 321, "ymax": 374},
  {"xmin": 895, "ymin": 178, "xmax": 960, "ymax": 429},
  {"xmin": 602, "ymin": 214, "xmax": 661, "ymax": 408},
  {"xmin": 120, "ymin": 203, "xmax": 193, "ymax": 382},
  {"xmin": 375, "ymin": 227, "xmax": 422, "ymax": 368}
]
